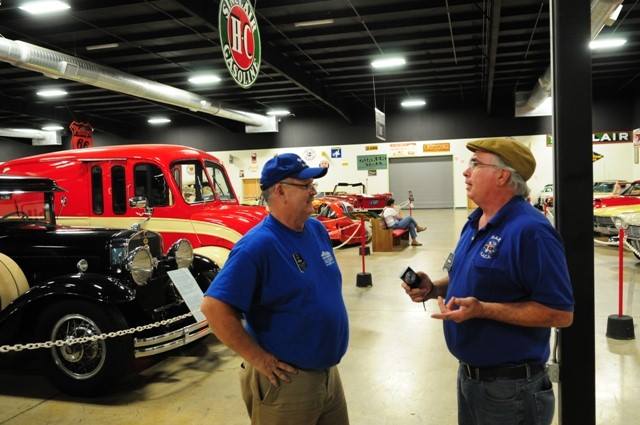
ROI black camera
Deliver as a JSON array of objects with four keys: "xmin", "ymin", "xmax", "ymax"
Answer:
[{"xmin": 400, "ymin": 266, "xmax": 422, "ymax": 289}]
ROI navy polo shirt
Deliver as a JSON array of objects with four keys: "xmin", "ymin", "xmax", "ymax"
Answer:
[
  {"xmin": 205, "ymin": 215, "xmax": 349, "ymax": 370},
  {"xmin": 445, "ymin": 196, "xmax": 574, "ymax": 367}
]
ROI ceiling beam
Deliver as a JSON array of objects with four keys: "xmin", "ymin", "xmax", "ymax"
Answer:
[
  {"xmin": 173, "ymin": 0, "xmax": 353, "ymax": 123},
  {"xmin": 485, "ymin": 0, "xmax": 502, "ymax": 114}
]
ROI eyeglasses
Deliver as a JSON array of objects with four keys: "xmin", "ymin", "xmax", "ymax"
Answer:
[
  {"xmin": 467, "ymin": 158, "xmax": 499, "ymax": 170},
  {"xmin": 280, "ymin": 181, "xmax": 318, "ymax": 191}
]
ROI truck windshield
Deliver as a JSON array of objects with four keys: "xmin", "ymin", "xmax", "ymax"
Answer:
[{"xmin": 171, "ymin": 160, "xmax": 236, "ymax": 204}]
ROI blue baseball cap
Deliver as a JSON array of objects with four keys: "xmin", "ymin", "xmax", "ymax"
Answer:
[{"xmin": 260, "ymin": 153, "xmax": 328, "ymax": 190}]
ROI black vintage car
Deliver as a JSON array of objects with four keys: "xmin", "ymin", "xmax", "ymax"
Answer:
[{"xmin": 0, "ymin": 175, "xmax": 217, "ymax": 395}]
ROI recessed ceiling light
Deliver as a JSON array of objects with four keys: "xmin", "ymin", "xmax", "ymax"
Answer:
[
  {"xmin": 267, "ymin": 109, "xmax": 290, "ymax": 117},
  {"xmin": 401, "ymin": 98, "xmax": 426, "ymax": 108},
  {"xmin": 294, "ymin": 19, "xmax": 335, "ymax": 28},
  {"xmin": 147, "ymin": 117, "xmax": 171, "ymax": 125},
  {"xmin": 42, "ymin": 125, "xmax": 64, "ymax": 131},
  {"xmin": 36, "ymin": 89, "xmax": 68, "ymax": 98},
  {"xmin": 371, "ymin": 57, "xmax": 406, "ymax": 70},
  {"xmin": 19, "ymin": 1, "xmax": 70, "ymax": 15},
  {"xmin": 188, "ymin": 74, "xmax": 222, "ymax": 85},
  {"xmin": 589, "ymin": 38, "xmax": 627, "ymax": 50},
  {"xmin": 86, "ymin": 43, "xmax": 119, "ymax": 51}
]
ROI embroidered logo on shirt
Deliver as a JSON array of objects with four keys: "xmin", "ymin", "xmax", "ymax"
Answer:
[
  {"xmin": 480, "ymin": 235, "xmax": 502, "ymax": 259},
  {"xmin": 321, "ymin": 251, "xmax": 335, "ymax": 267}
]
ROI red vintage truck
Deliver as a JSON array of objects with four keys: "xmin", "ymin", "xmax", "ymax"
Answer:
[{"xmin": 0, "ymin": 144, "xmax": 267, "ymax": 274}]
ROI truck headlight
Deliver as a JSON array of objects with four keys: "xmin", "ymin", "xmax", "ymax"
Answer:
[
  {"xmin": 168, "ymin": 239, "xmax": 194, "ymax": 269},
  {"xmin": 126, "ymin": 247, "xmax": 153, "ymax": 286}
]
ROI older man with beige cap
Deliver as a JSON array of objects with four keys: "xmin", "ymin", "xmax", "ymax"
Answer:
[{"xmin": 403, "ymin": 138, "xmax": 575, "ymax": 425}]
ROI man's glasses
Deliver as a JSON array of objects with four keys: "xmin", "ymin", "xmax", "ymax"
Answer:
[
  {"xmin": 468, "ymin": 158, "xmax": 499, "ymax": 170},
  {"xmin": 280, "ymin": 181, "xmax": 318, "ymax": 191}
]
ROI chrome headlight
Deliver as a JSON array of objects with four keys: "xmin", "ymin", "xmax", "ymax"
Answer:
[
  {"xmin": 126, "ymin": 247, "xmax": 154, "ymax": 286},
  {"xmin": 614, "ymin": 216, "xmax": 629, "ymax": 230},
  {"xmin": 168, "ymin": 239, "xmax": 194, "ymax": 269}
]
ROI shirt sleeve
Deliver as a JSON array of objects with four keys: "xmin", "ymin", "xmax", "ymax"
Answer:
[
  {"xmin": 518, "ymin": 225, "xmax": 575, "ymax": 311},
  {"xmin": 204, "ymin": 240, "xmax": 261, "ymax": 313}
]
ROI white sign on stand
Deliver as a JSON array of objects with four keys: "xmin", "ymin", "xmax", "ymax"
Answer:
[{"xmin": 167, "ymin": 268, "xmax": 206, "ymax": 322}]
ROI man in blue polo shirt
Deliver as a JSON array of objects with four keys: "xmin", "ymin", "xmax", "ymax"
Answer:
[
  {"xmin": 201, "ymin": 153, "xmax": 349, "ymax": 425},
  {"xmin": 403, "ymin": 138, "xmax": 574, "ymax": 425}
]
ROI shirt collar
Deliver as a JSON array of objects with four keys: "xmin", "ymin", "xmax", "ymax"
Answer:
[{"xmin": 467, "ymin": 196, "xmax": 525, "ymax": 229}]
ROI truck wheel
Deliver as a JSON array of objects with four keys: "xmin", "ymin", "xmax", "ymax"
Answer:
[
  {"xmin": 196, "ymin": 270, "xmax": 218, "ymax": 292},
  {"xmin": 36, "ymin": 300, "xmax": 133, "ymax": 396}
]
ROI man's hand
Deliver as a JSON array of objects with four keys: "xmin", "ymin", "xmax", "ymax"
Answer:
[
  {"xmin": 252, "ymin": 352, "xmax": 298, "ymax": 386},
  {"xmin": 431, "ymin": 296, "xmax": 484, "ymax": 323},
  {"xmin": 402, "ymin": 271, "xmax": 434, "ymax": 302}
]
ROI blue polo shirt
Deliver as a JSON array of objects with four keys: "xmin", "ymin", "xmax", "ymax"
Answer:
[
  {"xmin": 445, "ymin": 196, "xmax": 574, "ymax": 367},
  {"xmin": 204, "ymin": 215, "xmax": 349, "ymax": 370}
]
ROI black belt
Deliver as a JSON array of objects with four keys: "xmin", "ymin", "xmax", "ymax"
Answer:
[{"xmin": 461, "ymin": 362, "xmax": 545, "ymax": 381}]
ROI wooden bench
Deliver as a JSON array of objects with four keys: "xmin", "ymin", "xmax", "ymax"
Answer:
[{"xmin": 371, "ymin": 218, "xmax": 409, "ymax": 252}]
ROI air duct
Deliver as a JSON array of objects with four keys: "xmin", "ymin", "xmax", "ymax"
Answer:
[
  {"xmin": 0, "ymin": 38, "xmax": 276, "ymax": 131},
  {"xmin": 516, "ymin": 0, "xmax": 624, "ymax": 116}
]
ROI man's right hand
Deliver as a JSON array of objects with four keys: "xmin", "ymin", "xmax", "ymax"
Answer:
[
  {"xmin": 402, "ymin": 271, "xmax": 434, "ymax": 302},
  {"xmin": 252, "ymin": 352, "xmax": 299, "ymax": 386}
]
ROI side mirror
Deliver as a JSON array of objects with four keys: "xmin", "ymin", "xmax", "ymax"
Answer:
[{"xmin": 129, "ymin": 196, "xmax": 148, "ymax": 208}]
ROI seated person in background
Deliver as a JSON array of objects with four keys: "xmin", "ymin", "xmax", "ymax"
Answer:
[{"xmin": 381, "ymin": 198, "xmax": 426, "ymax": 246}]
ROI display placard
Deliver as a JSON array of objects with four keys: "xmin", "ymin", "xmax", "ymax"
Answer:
[
  {"xmin": 167, "ymin": 268, "xmax": 206, "ymax": 322},
  {"xmin": 357, "ymin": 154, "xmax": 387, "ymax": 170}
]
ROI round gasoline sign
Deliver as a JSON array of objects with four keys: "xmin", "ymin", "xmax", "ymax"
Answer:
[{"xmin": 219, "ymin": 0, "xmax": 261, "ymax": 89}]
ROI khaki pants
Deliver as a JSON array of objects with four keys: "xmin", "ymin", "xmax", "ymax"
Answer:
[{"xmin": 240, "ymin": 362, "xmax": 349, "ymax": 425}]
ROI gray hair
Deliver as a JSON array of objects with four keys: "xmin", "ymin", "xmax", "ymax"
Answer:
[
  {"xmin": 492, "ymin": 155, "xmax": 530, "ymax": 198},
  {"xmin": 261, "ymin": 186, "xmax": 275, "ymax": 204}
]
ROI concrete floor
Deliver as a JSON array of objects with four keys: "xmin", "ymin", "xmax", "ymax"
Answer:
[{"xmin": 0, "ymin": 209, "xmax": 638, "ymax": 425}]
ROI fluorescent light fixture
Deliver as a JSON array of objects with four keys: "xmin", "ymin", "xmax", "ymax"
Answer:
[
  {"xmin": 609, "ymin": 4, "xmax": 623, "ymax": 21},
  {"xmin": 266, "ymin": 109, "xmax": 290, "ymax": 117},
  {"xmin": 371, "ymin": 57, "xmax": 406, "ymax": 70},
  {"xmin": 589, "ymin": 38, "xmax": 627, "ymax": 50},
  {"xmin": 188, "ymin": 74, "xmax": 222, "ymax": 85},
  {"xmin": 19, "ymin": 0, "xmax": 70, "ymax": 15},
  {"xmin": 147, "ymin": 117, "xmax": 171, "ymax": 125},
  {"xmin": 42, "ymin": 125, "xmax": 64, "ymax": 131},
  {"xmin": 401, "ymin": 98, "xmax": 426, "ymax": 108},
  {"xmin": 86, "ymin": 43, "xmax": 119, "ymax": 51},
  {"xmin": 294, "ymin": 19, "xmax": 334, "ymax": 28},
  {"xmin": 36, "ymin": 89, "xmax": 68, "ymax": 98}
]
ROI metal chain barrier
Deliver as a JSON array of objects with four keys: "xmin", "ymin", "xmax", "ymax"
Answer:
[{"xmin": 0, "ymin": 312, "xmax": 193, "ymax": 354}]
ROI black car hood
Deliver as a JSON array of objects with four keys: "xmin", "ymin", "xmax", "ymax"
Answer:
[{"xmin": 0, "ymin": 223, "xmax": 128, "ymax": 283}]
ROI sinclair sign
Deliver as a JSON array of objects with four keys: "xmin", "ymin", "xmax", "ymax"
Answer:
[{"xmin": 219, "ymin": 0, "xmax": 261, "ymax": 88}]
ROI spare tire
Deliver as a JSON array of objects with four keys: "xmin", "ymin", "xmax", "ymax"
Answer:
[{"xmin": 0, "ymin": 253, "xmax": 29, "ymax": 310}]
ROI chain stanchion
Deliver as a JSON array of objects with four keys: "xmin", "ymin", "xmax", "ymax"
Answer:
[
  {"xmin": 606, "ymin": 227, "xmax": 635, "ymax": 340},
  {"xmin": 356, "ymin": 216, "xmax": 372, "ymax": 287},
  {"xmin": 0, "ymin": 312, "xmax": 195, "ymax": 354}
]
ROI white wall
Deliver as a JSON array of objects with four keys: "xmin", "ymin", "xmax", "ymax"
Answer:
[{"xmin": 209, "ymin": 135, "xmax": 636, "ymax": 209}]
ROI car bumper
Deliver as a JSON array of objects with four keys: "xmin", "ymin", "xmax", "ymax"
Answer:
[{"xmin": 133, "ymin": 320, "xmax": 210, "ymax": 358}]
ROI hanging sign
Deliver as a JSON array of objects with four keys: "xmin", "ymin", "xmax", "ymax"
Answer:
[
  {"xmin": 375, "ymin": 108, "xmax": 386, "ymax": 141},
  {"xmin": 69, "ymin": 121, "xmax": 93, "ymax": 149},
  {"xmin": 219, "ymin": 0, "xmax": 261, "ymax": 88}
]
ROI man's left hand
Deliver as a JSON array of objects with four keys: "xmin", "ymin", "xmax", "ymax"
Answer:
[{"xmin": 431, "ymin": 296, "xmax": 483, "ymax": 323}]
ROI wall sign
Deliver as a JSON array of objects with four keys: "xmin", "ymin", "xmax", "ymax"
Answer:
[
  {"xmin": 592, "ymin": 131, "xmax": 631, "ymax": 143},
  {"xmin": 423, "ymin": 142, "xmax": 450, "ymax": 152},
  {"xmin": 331, "ymin": 147, "xmax": 342, "ymax": 158},
  {"xmin": 357, "ymin": 154, "xmax": 387, "ymax": 170},
  {"xmin": 219, "ymin": 0, "xmax": 261, "ymax": 88},
  {"xmin": 389, "ymin": 142, "xmax": 417, "ymax": 157}
]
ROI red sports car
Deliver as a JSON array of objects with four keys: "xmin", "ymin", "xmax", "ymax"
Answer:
[
  {"xmin": 317, "ymin": 182, "xmax": 392, "ymax": 213},
  {"xmin": 593, "ymin": 180, "xmax": 640, "ymax": 209},
  {"xmin": 314, "ymin": 200, "xmax": 372, "ymax": 246}
]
